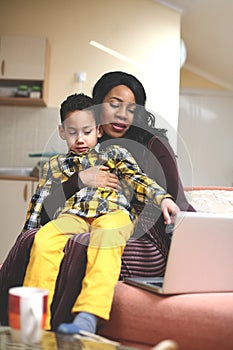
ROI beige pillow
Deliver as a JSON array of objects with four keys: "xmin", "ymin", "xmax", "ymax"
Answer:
[{"xmin": 185, "ymin": 189, "xmax": 233, "ymax": 214}]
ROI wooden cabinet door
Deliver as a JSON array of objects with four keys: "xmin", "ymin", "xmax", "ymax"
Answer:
[
  {"xmin": 0, "ymin": 180, "xmax": 33, "ymax": 262},
  {"xmin": 0, "ymin": 36, "xmax": 47, "ymax": 80}
]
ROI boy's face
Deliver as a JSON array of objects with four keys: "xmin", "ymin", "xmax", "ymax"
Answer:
[{"xmin": 59, "ymin": 110, "xmax": 103, "ymax": 154}]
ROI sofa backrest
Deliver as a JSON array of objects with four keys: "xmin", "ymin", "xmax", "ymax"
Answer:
[{"xmin": 184, "ymin": 187, "xmax": 233, "ymax": 214}]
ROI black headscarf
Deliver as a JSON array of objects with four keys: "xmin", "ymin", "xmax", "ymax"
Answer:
[{"xmin": 92, "ymin": 71, "xmax": 147, "ymax": 106}]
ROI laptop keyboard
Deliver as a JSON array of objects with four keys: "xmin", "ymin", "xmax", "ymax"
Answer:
[{"xmin": 145, "ymin": 281, "xmax": 163, "ymax": 288}]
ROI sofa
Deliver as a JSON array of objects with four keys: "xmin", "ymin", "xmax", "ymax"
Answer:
[{"xmin": 98, "ymin": 187, "xmax": 233, "ymax": 350}]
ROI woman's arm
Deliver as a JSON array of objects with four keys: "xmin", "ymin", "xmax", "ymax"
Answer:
[
  {"xmin": 147, "ymin": 136, "xmax": 195, "ymax": 212},
  {"xmin": 41, "ymin": 166, "xmax": 120, "ymax": 226},
  {"xmin": 23, "ymin": 156, "xmax": 79, "ymax": 230},
  {"xmin": 40, "ymin": 172, "xmax": 80, "ymax": 225}
]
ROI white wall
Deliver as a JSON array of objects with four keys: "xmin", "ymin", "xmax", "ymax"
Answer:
[
  {"xmin": 177, "ymin": 89, "xmax": 233, "ymax": 187},
  {"xmin": 0, "ymin": 0, "xmax": 181, "ymax": 167}
]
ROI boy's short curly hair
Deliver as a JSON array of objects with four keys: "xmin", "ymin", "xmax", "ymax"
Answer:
[{"xmin": 60, "ymin": 93, "xmax": 95, "ymax": 123}]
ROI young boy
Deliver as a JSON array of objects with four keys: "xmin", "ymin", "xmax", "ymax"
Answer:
[{"xmin": 23, "ymin": 93, "xmax": 179, "ymax": 335}]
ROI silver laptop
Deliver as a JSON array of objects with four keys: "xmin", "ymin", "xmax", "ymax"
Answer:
[{"xmin": 124, "ymin": 211, "xmax": 233, "ymax": 294}]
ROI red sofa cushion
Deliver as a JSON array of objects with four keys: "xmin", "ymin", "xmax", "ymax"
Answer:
[{"xmin": 99, "ymin": 281, "xmax": 233, "ymax": 350}]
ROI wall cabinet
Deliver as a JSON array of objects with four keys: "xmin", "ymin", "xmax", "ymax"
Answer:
[
  {"xmin": 0, "ymin": 35, "xmax": 49, "ymax": 106},
  {"xmin": 0, "ymin": 179, "xmax": 38, "ymax": 262}
]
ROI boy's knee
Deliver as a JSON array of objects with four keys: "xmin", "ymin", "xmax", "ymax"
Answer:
[{"xmin": 90, "ymin": 228, "xmax": 129, "ymax": 248}]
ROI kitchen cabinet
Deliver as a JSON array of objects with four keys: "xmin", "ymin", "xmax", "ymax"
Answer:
[
  {"xmin": 0, "ymin": 36, "xmax": 47, "ymax": 80},
  {"xmin": 0, "ymin": 179, "xmax": 38, "ymax": 262},
  {"xmin": 0, "ymin": 35, "xmax": 49, "ymax": 106}
]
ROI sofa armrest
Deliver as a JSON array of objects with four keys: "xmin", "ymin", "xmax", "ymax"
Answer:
[{"xmin": 99, "ymin": 282, "xmax": 233, "ymax": 350}]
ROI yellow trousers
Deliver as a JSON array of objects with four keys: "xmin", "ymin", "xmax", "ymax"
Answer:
[{"xmin": 23, "ymin": 211, "xmax": 134, "ymax": 329}]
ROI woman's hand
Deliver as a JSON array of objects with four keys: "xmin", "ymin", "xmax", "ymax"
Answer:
[
  {"xmin": 79, "ymin": 166, "xmax": 121, "ymax": 191},
  {"xmin": 160, "ymin": 198, "xmax": 180, "ymax": 225}
]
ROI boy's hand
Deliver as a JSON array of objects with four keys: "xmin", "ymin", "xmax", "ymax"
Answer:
[
  {"xmin": 79, "ymin": 166, "xmax": 121, "ymax": 191},
  {"xmin": 160, "ymin": 198, "xmax": 180, "ymax": 225}
]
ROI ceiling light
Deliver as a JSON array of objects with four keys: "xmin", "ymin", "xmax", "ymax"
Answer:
[
  {"xmin": 89, "ymin": 40, "xmax": 143, "ymax": 68},
  {"xmin": 180, "ymin": 39, "xmax": 187, "ymax": 68}
]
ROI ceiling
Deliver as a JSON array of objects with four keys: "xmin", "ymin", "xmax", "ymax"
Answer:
[{"xmin": 158, "ymin": 0, "xmax": 233, "ymax": 91}]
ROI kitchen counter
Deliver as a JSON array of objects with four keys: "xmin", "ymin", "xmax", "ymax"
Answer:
[
  {"xmin": 0, "ymin": 175, "xmax": 38, "ymax": 181},
  {"xmin": 0, "ymin": 167, "xmax": 39, "ymax": 181}
]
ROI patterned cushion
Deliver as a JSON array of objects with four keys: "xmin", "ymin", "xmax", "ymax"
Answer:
[{"xmin": 184, "ymin": 187, "xmax": 233, "ymax": 214}]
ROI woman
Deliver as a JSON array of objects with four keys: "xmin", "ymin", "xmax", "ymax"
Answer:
[{"xmin": 0, "ymin": 71, "xmax": 195, "ymax": 329}]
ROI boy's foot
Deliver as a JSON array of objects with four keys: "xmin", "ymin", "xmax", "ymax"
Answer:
[
  {"xmin": 57, "ymin": 312, "xmax": 98, "ymax": 335},
  {"xmin": 57, "ymin": 323, "xmax": 82, "ymax": 334}
]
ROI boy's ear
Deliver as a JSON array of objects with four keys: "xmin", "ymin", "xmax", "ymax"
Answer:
[
  {"xmin": 97, "ymin": 125, "xmax": 104, "ymax": 138},
  {"xmin": 58, "ymin": 124, "xmax": 66, "ymax": 140}
]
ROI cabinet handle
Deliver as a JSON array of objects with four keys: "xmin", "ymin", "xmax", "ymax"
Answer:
[
  {"xmin": 23, "ymin": 184, "xmax": 28, "ymax": 202},
  {"xmin": 1, "ymin": 59, "xmax": 5, "ymax": 76}
]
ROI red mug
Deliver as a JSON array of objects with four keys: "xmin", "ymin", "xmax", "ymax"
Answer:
[{"xmin": 8, "ymin": 286, "xmax": 48, "ymax": 344}]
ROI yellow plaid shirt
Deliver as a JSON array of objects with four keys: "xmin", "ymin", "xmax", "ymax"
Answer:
[{"xmin": 23, "ymin": 143, "xmax": 173, "ymax": 230}]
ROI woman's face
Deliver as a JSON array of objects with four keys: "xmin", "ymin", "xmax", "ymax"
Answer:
[{"xmin": 100, "ymin": 85, "xmax": 136, "ymax": 138}]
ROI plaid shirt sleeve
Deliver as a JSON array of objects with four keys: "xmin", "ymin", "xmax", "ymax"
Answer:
[
  {"xmin": 23, "ymin": 156, "xmax": 63, "ymax": 231},
  {"xmin": 108, "ymin": 146, "xmax": 174, "ymax": 208}
]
